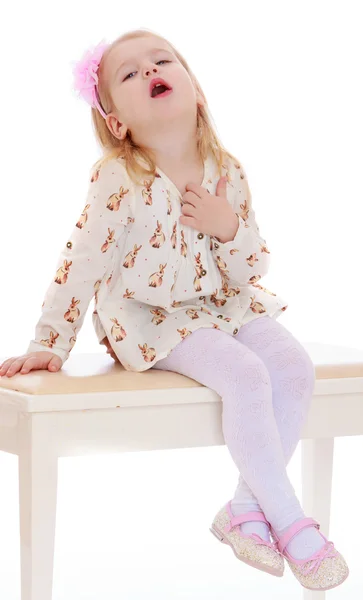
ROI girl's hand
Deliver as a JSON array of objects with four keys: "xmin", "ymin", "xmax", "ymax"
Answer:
[
  {"xmin": 180, "ymin": 176, "xmax": 239, "ymax": 242},
  {"xmin": 100, "ymin": 337, "xmax": 118, "ymax": 362},
  {"xmin": 0, "ymin": 352, "xmax": 62, "ymax": 378}
]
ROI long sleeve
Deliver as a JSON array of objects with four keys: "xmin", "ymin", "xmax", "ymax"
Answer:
[
  {"xmin": 26, "ymin": 158, "xmax": 133, "ymax": 364},
  {"xmin": 210, "ymin": 158, "xmax": 271, "ymax": 287}
]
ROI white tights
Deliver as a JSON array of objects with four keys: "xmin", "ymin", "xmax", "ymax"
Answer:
[{"xmin": 153, "ymin": 316, "xmax": 326, "ymax": 559}]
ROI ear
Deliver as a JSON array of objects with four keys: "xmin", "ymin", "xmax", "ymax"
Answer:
[{"xmin": 105, "ymin": 114, "xmax": 128, "ymax": 140}]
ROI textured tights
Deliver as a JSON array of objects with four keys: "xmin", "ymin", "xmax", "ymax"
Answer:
[{"xmin": 153, "ymin": 315, "xmax": 326, "ymax": 559}]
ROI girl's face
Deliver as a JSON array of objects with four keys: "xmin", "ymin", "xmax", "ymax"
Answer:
[{"xmin": 104, "ymin": 36, "xmax": 204, "ymax": 141}]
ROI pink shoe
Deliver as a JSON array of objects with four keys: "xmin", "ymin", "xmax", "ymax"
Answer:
[
  {"xmin": 270, "ymin": 518, "xmax": 349, "ymax": 591},
  {"xmin": 210, "ymin": 501, "xmax": 284, "ymax": 577}
]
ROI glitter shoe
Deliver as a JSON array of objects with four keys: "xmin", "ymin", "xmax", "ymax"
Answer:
[
  {"xmin": 270, "ymin": 517, "xmax": 349, "ymax": 591},
  {"xmin": 210, "ymin": 501, "xmax": 284, "ymax": 577}
]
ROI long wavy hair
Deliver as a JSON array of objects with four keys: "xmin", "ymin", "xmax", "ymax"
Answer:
[{"xmin": 91, "ymin": 28, "xmax": 240, "ymax": 186}]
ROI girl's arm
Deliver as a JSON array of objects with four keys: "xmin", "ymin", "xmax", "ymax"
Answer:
[
  {"xmin": 210, "ymin": 158, "xmax": 271, "ymax": 287},
  {"xmin": 26, "ymin": 159, "xmax": 133, "ymax": 365}
]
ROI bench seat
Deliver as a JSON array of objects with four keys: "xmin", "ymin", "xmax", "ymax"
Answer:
[{"xmin": 1, "ymin": 341, "xmax": 362, "ymax": 600}]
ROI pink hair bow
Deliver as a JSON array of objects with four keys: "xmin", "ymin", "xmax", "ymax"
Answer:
[{"xmin": 72, "ymin": 40, "xmax": 110, "ymax": 118}]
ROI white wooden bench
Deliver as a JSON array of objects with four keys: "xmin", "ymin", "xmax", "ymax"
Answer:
[{"xmin": 0, "ymin": 342, "xmax": 363, "ymax": 600}]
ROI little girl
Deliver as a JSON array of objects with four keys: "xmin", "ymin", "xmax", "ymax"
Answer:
[{"xmin": 0, "ymin": 29, "xmax": 348, "ymax": 590}]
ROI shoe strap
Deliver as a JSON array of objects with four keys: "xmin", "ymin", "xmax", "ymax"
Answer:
[
  {"xmin": 275, "ymin": 518, "xmax": 320, "ymax": 553},
  {"xmin": 225, "ymin": 511, "xmax": 269, "ymax": 533}
]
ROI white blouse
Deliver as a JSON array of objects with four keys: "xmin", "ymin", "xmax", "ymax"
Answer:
[{"xmin": 26, "ymin": 151, "xmax": 288, "ymax": 371}]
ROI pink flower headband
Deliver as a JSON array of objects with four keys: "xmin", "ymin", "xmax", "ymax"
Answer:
[{"xmin": 72, "ymin": 40, "xmax": 110, "ymax": 118}]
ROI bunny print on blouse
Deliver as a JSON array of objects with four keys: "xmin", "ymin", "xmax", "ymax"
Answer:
[{"xmin": 26, "ymin": 151, "xmax": 288, "ymax": 372}]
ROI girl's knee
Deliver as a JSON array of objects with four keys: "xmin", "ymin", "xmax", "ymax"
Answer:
[{"xmin": 222, "ymin": 343, "xmax": 273, "ymax": 385}]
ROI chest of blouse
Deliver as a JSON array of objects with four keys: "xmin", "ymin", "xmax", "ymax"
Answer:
[{"xmin": 116, "ymin": 160, "xmax": 223, "ymax": 311}]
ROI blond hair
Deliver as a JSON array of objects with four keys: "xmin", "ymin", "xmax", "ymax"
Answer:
[{"xmin": 91, "ymin": 28, "xmax": 240, "ymax": 187}]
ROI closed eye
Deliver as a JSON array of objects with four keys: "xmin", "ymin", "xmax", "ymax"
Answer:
[{"xmin": 123, "ymin": 60, "xmax": 171, "ymax": 82}]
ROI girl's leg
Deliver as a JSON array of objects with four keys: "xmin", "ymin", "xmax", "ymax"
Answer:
[
  {"xmin": 230, "ymin": 316, "xmax": 317, "ymax": 553},
  {"xmin": 153, "ymin": 325, "xmax": 325, "ymax": 559}
]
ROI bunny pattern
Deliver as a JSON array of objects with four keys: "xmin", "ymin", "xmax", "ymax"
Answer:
[{"xmin": 26, "ymin": 152, "xmax": 288, "ymax": 371}]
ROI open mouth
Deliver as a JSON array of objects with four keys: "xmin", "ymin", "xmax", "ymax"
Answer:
[{"xmin": 150, "ymin": 78, "xmax": 173, "ymax": 98}]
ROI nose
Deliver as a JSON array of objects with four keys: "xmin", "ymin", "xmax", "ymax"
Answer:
[{"xmin": 143, "ymin": 64, "xmax": 159, "ymax": 78}]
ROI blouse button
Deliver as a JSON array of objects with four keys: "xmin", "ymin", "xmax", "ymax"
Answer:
[
  {"xmin": 201, "ymin": 269, "xmax": 207, "ymax": 276},
  {"xmin": 214, "ymin": 243, "xmax": 219, "ymax": 249},
  {"xmin": 197, "ymin": 233, "xmax": 204, "ymax": 239},
  {"xmin": 66, "ymin": 241, "xmax": 72, "ymax": 249},
  {"xmin": 233, "ymin": 328, "xmax": 239, "ymax": 335}
]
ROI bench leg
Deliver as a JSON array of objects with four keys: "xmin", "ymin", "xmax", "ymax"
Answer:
[
  {"xmin": 301, "ymin": 438, "xmax": 334, "ymax": 600},
  {"xmin": 18, "ymin": 414, "xmax": 58, "ymax": 600}
]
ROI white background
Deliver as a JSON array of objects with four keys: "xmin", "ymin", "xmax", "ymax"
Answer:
[{"xmin": 0, "ymin": 0, "xmax": 362, "ymax": 598}]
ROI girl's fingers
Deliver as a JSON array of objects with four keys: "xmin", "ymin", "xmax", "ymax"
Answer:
[
  {"xmin": 4, "ymin": 358, "xmax": 27, "ymax": 376},
  {"xmin": 0, "ymin": 358, "xmax": 16, "ymax": 373}
]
